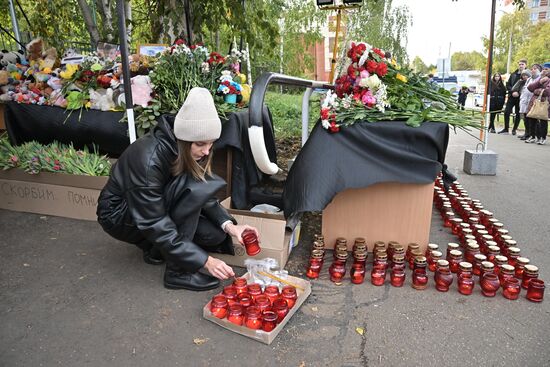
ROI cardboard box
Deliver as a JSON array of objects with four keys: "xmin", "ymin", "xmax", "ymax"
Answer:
[
  {"xmin": 203, "ymin": 272, "xmax": 311, "ymax": 345},
  {"xmin": 209, "ymin": 198, "xmax": 300, "ymax": 269},
  {"xmin": 0, "ymin": 169, "xmax": 108, "ymax": 221},
  {"xmin": 322, "ymin": 182, "xmax": 434, "ymax": 254}
]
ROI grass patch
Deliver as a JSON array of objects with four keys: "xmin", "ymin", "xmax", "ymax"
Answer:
[{"xmin": 264, "ymin": 91, "xmax": 321, "ymax": 139}]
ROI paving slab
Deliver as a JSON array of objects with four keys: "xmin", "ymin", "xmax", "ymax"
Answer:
[{"xmin": 1, "ymin": 128, "xmax": 549, "ymax": 367}]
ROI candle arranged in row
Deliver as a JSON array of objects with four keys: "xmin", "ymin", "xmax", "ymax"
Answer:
[{"xmin": 209, "ymin": 277, "xmax": 298, "ymax": 332}]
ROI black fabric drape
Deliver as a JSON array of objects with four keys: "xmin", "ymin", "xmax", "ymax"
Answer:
[
  {"xmin": 283, "ymin": 121, "xmax": 450, "ymax": 228},
  {"xmin": 4, "ymin": 102, "xmax": 128, "ymax": 157}
]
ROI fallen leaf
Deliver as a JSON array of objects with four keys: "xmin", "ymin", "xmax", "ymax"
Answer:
[
  {"xmin": 40, "ymin": 216, "xmax": 47, "ymax": 220},
  {"xmin": 193, "ymin": 337, "xmax": 209, "ymax": 345},
  {"xmin": 311, "ymin": 306, "xmax": 318, "ymax": 312},
  {"xmin": 355, "ymin": 327, "xmax": 364, "ymax": 336},
  {"xmin": 298, "ymin": 362, "xmax": 305, "ymax": 367},
  {"xmin": 23, "ymin": 263, "xmax": 30, "ymax": 267}
]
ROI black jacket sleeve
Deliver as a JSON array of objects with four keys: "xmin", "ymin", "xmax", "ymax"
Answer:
[
  {"xmin": 125, "ymin": 184, "xmax": 208, "ymax": 273},
  {"xmin": 201, "ymin": 198, "xmax": 237, "ymax": 228}
]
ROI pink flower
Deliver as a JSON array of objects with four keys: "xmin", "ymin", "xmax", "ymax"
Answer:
[
  {"xmin": 361, "ymin": 90, "xmax": 376, "ymax": 107},
  {"xmin": 360, "ymin": 70, "xmax": 370, "ymax": 79},
  {"xmin": 10, "ymin": 155, "xmax": 18, "ymax": 163},
  {"xmin": 53, "ymin": 165, "xmax": 60, "ymax": 171}
]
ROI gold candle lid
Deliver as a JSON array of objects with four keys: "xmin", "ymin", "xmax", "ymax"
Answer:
[
  {"xmin": 485, "ymin": 211, "xmax": 493, "ymax": 216},
  {"xmin": 485, "ymin": 241, "xmax": 498, "ymax": 247},
  {"xmin": 374, "ymin": 241, "xmax": 386, "ymax": 250},
  {"xmin": 459, "ymin": 261, "xmax": 472, "ymax": 270},
  {"xmin": 448, "ymin": 242, "xmax": 460, "ymax": 250},
  {"xmin": 469, "ymin": 217, "xmax": 479, "ymax": 223},
  {"xmin": 467, "ymin": 242, "xmax": 480, "ymax": 250},
  {"xmin": 517, "ymin": 257, "xmax": 530, "ymax": 265},
  {"xmin": 414, "ymin": 256, "xmax": 427, "ymax": 265},
  {"xmin": 493, "ymin": 222, "xmax": 504, "ymax": 228},
  {"xmin": 462, "ymin": 229, "xmax": 473, "ymax": 235},
  {"xmin": 451, "ymin": 218, "xmax": 463, "ymax": 224},
  {"xmin": 431, "ymin": 250, "xmax": 443, "ymax": 259},
  {"xmin": 524, "ymin": 265, "xmax": 539, "ymax": 274},
  {"xmin": 354, "ymin": 237, "xmax": 366, "ymax": 244},
  {"xmin": 465, "ymin": 235, "xmax": 476, "ymax": 241},
  {"xmin": 481, "ymin": 261, "xmax": 494, "ymax": 270},
  {"xmin": 388, "ymin": 241, "xmax": 400, "ymax": 246},
  {"xmin": 504, "ymin": 239, "xmax": 517, "ymax": 247},
  {"xmin": 428, "ymin": 243, "xmax": 439, "ymax": 251},
  {"xmin": 393, "ymin": 254, "xmax": 405, "ymax": 264},
  {"xmin": 495, "ymin": 255, "xmax": 508, "ymax": 264},
  {"xmin": 500, "ymin": 264, "xmax": 515, "ymax": 273},
  {"xmin": 508, "ymin": 247, "xmax": 521, "ymax": 255},
  {"xmin": 312, "ymin": 241, "xmax": 325, "ymax": 250},
  {"xmin": 375, "ymin": 252, "xmax": 388, "ymax": 260},
  {"xmin": 393, "ymin": 246, "xmax": 405, "ymax": 254},
  {"xmin": 474, "ymin": 254, "xmax": 487, "ymax": 262},
  {"xmin": 437, "ymin": 259, "xmax": 450, "ymax": 267},
  {"xmin": 470, "ymin": 210, "xmax": 479, "ymax": 216},
  {"xmin": 408, "ymin": 243, "xmax": 420, "ymax": 250},
  {"xmin": 336, "ymin": 237, "xmax": 347, "ymax": 245},
  {"xmin": 450, "ymin": 249, "xmax": 463, "ymax": 257},
  {"xmin": 354, "ymin": 251, "xmax": 367, "ymax": 260},
  {"xmin": 445, "ymin": 211, "xmax": 455, "ymax": 217},
  {"xmin": 335, "ymin": 251, "xmax": 349, "ymax": 260},
  {"xmin": 487, "ymin": 246, "xmax": 501, "ymax": 253},
  {"xmin": 460, "ymin": 222, "xmax": 471, "ymax": 229},
  {"xmin": 314, "ymin": 234, "xmax": 324, "ymax": 241},
  {"xmin": 482, "ymin": 235, "xmax": 493, "ymax": 241},
  {"xmin": 488, "ymin": 218, "xmax": 499, "ymax": 224},
  {"xmin": 477, "ymin": 230, "xmax": 489, "ymax": 235},
  {"xmin": 311, "ymin": 249, "xmax": 325, "ymax": 258}
]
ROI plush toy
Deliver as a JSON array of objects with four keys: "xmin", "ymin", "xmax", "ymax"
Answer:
[
  {"xmin": 89, "ymin": 88, "xmax": 115, "ymax": 111},
  {"xmin": 26, "ymin": 38, "xmax": 44, "ymax": 64},
  {"xmin": 112, "ymin": 85, "xmax": 126, "ymax": 108},
  {"xmin": 49, "ymin": 89, "xmax": 67, "ymax": 108},
  {"xmin": 60, "ymin": 64, "xmax": 79, "ymax": 80},
  {"xmin": 47, "ymin": 77, "xmax": 63, "ymax": 90},
  {"xmin": 131, "ymin": 75, "xmax": 153, "ymax": 107},
  {"xmin": 0, "ymin": 49, "xmax": 25, "ymax": 67},
  {"xmin": 40, "ymin": 47, "xmax": 58, "ymax": 71},
  {"xmin": 7, "ymin": 64, "xmax": 23, "ymax": 81},
  {"xmin": 219, "ymin": 70, "xmax": 233, "ymax": 83},
  {"xmin": 0, "ymin": 70, "xmax": 8, "ymax": 86},
  {"xmin": 61, "ymin": 48, "xmax": 84, "ymax": 65}
]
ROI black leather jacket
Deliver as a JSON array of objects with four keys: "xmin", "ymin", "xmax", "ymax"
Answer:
[{"xmin": 97, "ymin": 118, "xmax": 235, "ymax": 272}]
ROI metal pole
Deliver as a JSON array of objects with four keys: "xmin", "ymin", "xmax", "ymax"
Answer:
[
  {"xmin": 8, "ymin": 0, "xmax": 22, "ymax": 51},
  {"xmin": 481, "ymin": 0, "xmax": 497, "ymax": 149},
  {"xmin": 117, "ymin": 0, "xmax": 137, "ymax": 144},
  {"xmin": 329, "ymin": 9, "xmax": 342, "ymax": 83}
]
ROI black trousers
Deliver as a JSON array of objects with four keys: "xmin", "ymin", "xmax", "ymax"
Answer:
[
  {"xmin": 536, "ymin": 119, "xmax": 549, "ymax": 140},
  {"xmin": 524, "ymin": 117, "xmax": 536, "ymax": 138},
  {"xmin": 504, "ymin": 96, "xmax": 520, "ymax": 131},
  {"xmin": 489, "ymin": 112, "xmax": 499, "ymax": 130}
]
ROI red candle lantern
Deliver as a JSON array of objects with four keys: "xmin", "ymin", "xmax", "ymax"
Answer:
[
  {"xmin": 457, "ymin": 262, "xmax": 474, "ymax": 295},
  {"xmin": 451, "ymin": 218, "xmax": 463, "ymax": 235},
  {"xmin": 254, "ymin": 295, "xmax": 271, "ymax": 313},
  {"xmin": 480, "ymin": 261, "xmax": 495, "ymax": 279},
  {"xmin": 281, "ymin": 286, "xmax": 298, "ymax": 309},
  {"xmin": 502, "ymin": 239, "xmax": 515, "ymax": 256},
  {"xmin": 247, "ymin": 283, "xmax": 262, "ymax": 301},
  {"xmin": 272, "ymin": 298, "xmax": 289, "ymax": 323},
  {"xmin": 261, "ymin": 311, "xmax": 278, "ymax": 332},
  {"xmin": 507, "ymin": 247, "xmax": 521, "ymax": 267},
  {"xmin": 222, "ymin": 286, "xmax": 238, "ymax": 306},
  {"xmin": 306, "ymin": 249, "xmax": 325, "ymax": 279},
  {"xmin": 237, "ymin": 292, "xmax": 253, "ymax": 309},
  {"xmin": 444, "ymin": 212, "xmax": 455, "ymax": 228},
  {"xmin": 405, "ymin": 243, "xmax": 419, "ymax": 263},
  {"xmin": 373, "ymin": 241, "xmax": 386, "ymax": 253},
  {"xmin": 263, "ymin": 285, "xmax": 280, "ymax": 305},
  {"xmin": 521, "ymin": 265, "xmax": 539, "ymax": 289},
  {"xmin": 434, "ymin": 260, "xmax": 453, "ymax": 292},
  {"xmin": 514, "ymin": 257, "xmax": 530, "ymax": 279},
  {"xmin": 502, "ymin": 278, "xmax": 521, "ymax": 300},
  {"xmin": 350, "ymin": 263, "xmax": 366, "ymax": 284},
  {"xmin": 241, "ymin": 229, "xmax": 261, "ymax": 256},
  {"xmin": 480, "ymin": 273, "xmax": 500, "ymax": 297},
  {"xmin": 498, "ymin": 264, "xmax": 515, "ymax": 287},
  {"xmin": 353, "ymin": 251, "xmax": 367, "ymax": 266},
  {"xmin": 409, "ymin": 250, "xmax": 423, "ymax": 270},
  {"xmin": 448, "ymin": 250, "xmax": 464, "ymax": 273},
  {"xmin": 425, "ymin": 243, "xmax": 439, "ymax": 260},
  {"xmin": 494, "ymin": 255, "xmax": 508, "ymax": 275},
  {"xmin": 446, "ymin": 243, "xmax": 460, "ymax": 260},
  {"xmin": 465, "ymin": 242, "xmax": 480, "ymax": 264},
  {"xmin": 371, "ymin": 267, "xmax": 386, "ymax": 286},
  {"xmin": 486, "ymin": 245, "xmax": 500, "ymax": 262},
  {"xmin": 210, "ymin": 295, "xmax": 229, "ymax": 319},
  {"xmin": 329, "ymin": 252, "xmax": 348, "ymax": 285},
  {"xmin": 473, "ymin": 254, "xmax": 487, "ymax": 276},
  {"xmin": 390, "ymin": 267, "xmax": 406, "ymax": 287},
  {"xmin": 232, "ymin": 277, "xmax": 248, "ymax": 294},
  {"xmin": 428, "ymin": 251, "xmax": 443, "ymax": 272},
  {"xmin": 526, "ymin": 279, "xmax": 545, "ymax": 303},
  {"xmin": 244, "ymin": 306, "xmax": 262, "ymax": 330},
  {"xmin": 353, "ymin": 237, "xmax": 367, "ymax": 253},
  {"xmin": 412, "ymin": 268, "xmax": 428, "ymax": 290},
  {"xmin": 227, "ymin": 304, "xmax": 245, "ymax": 326}
]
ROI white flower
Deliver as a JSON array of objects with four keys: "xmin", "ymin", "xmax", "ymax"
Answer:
[
  {"xmin": 321, "ymin": 119, "xmax": 330, "ymax": 129},
  {"xmin": 358, "ymin": 51, "xmax": 369, "ymax": 67},
  {"xmin": 221, "ymin": 86, "xmax": 230, "ymax": 94},
  {"xmin": 322, "ymin": 90, "xmax": 337, "ymax": 108},
  {"xmin": 201, "ymin": 62, "xmax": 210, "ymax": 73},
  {"xmin": 366, "ymin": 74, "xmax": 381, "ymax": 91}
]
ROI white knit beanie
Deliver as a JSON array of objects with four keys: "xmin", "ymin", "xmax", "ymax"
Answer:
[{"xmin": 174, "ymin": 88, "xmax": 221, "ymax": 141}]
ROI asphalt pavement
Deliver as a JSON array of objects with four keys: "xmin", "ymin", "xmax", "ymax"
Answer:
[{"xmin": 1, "ymin": 127, "xmax": 549, "ymax": 367}]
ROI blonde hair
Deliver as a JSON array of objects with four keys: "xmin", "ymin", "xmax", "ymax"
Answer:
[{"xmin": 171, "ymin": 140, "xmax": 213, "ymax": 181}]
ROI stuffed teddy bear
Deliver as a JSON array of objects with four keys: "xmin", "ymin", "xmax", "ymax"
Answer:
[
  {"xmin": 26, "ymin": 38, "xmax": 44, "ymax": 65},
  {"xmin": 0, "ymin": 70, "xmax": 9, "ymax": 86},
  {"xmin": 47, "ymin": 77, "xmax": 63, "ymax": 90},
  {"xmin": 0, "ymin": 49, "xmax": 26, "ymax": 67},
  {"xmin": 219, "ymin": 70, "xmax": 233, "ymax": 83},
  {"xmin": 89, "ymin": 88, "xmax": 115, "ymax": 111},
  {"xmin": 40, "ymin": 47, "xmax": 58, "ymax": 72},
  {"xmin": 131, "ymin": 75, "xmax": 153, "ymax": 107}
]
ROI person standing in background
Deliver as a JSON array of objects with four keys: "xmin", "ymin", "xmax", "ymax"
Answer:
[
  {"xmin": 488, "ymin": 73, "xmax": 506, "ymax": 133},
  {"xmin": 519, "ymin": 64, "xmax": 542, "ymax": 141},
  {"xmin": 457, "ymin": 86, "xmax": 469, "ymax": 110},
  {"xmin": 500, "ymin": 59, "xmax": 527, "ymax": 135}
]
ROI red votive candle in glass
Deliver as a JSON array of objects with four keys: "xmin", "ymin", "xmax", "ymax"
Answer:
[
  {"xmin": 435, "ymin": 260, "xmax": 453, "ymax": 292},
  {"xmin": 406, "ymin": 243, "xmax": 420, "ymax": 262},
  {"xmin": 457, "ymin": 262, "xmax": 474, "ymax": 295},
  {"xmin": 514, "ymin": 257, "xmax": 530, "ymax": 279},
  {"xmin": 428, "ymin": 251, "xmax": 443, "ymax": 272},
  {"xmin": 502, "ymin": 278, "xmax": 521, "ymax": 300},
  {"xmin": 306, "ymin": 249, "xmax": 325, "ymax": 279},
  {"xmin": 227, "ymin": 304, "xmax": 245, "ymax": 326},
  {"xmin": 210, "ymin": 295, "xmax": 228, "ymax": 319},
  {"xmin": 465, "ymin": 242, "xmax": 481, "ymax": 264},
  {"xmin": 222, "ymin": 286, "xmax": 238, "ymax": 306},
  {"xmin": 390, "ymin": 267, "xmax": 406, "ymax": 287},
  {"xmin": 254, "ymin": 295, "xmax": 271, "ymax": 313},
  {"xmin": 498, "ymin": 264, "xmax": 515, "ymax": 287},
  {"xmin": 425, "ymin": 243, "xmax": 439, "ymax": 261},
  {"xmin": 247, "ymin": 283, "xmax": 262, "ymax": 301},
  {"xmin": 352, "ymin": 237, "xmax": 367, "ymax": 253},
  {"xmin": 521, "ymin": 265, "xmax": 539, "ymax": 289},
  {"xmin": 526, "ymin": 279, "xmax": 545, "ymax": 303},
  {"xmin": 281, "ymin": 286, "xmax": 298, "ymax": 309},
  {"xmin": 353, "ymin": 251, "xmax": 367, "ymax": 267},
  {"xmin": 263, "ymin": 285, "xmax": 280, "ymax": 305},
  {"xmin": 371, "ymin": 267, "xmax": 386, "ymax": 286},
  {"xmin": 494, "ymin": 255, "xmax": 508, "ymax": 276},
  {"xmin": 237, "ymin": 292, "xmax": 253, "ymax": 309},
  {"xmin": 412, "ymin": 268, "xmax": 428, "ymax": 290},
  {"xmin": 329, "ymin": 261, "xmax": 347, "ymax": 285},
  {"xmin": 486, "ymin": 245, "xmax": 500, "ymax": 263},
  {"xmin": 241, "ymin": 229, "xmax": 261, "ymax": 256},
  {"xmin": 232, "ymin": 277, "xmax": 248, "ymax": 294},
  {"xmin": 446, "ymin": 243, "xmax": 460, "ymax": 260},
  {"xmin": 350, "ymin": 263, "xmax": 366, "ymax": 284},
  {"xmin": 480, "ymin": 273, "xmax": 500, "ymax": 297},
  {"xmin": 448, "ymin": 250, "xmax": 463, "ymax": 273},
  {"xmin": 272, "ymin": 298, "xmax": 289, "ymax": 323},
  {"xmin": 261, "ymin": 311, "xmax": 278, "ymax": 332},
  {"xmin": 473, "ymin": 254, "xmax": 487, "ymax": 276},
  {"xmin": 244, "ymin": 306, "xmax": 262, "ymax": 330}
]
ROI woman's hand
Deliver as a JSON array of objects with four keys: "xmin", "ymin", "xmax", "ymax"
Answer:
[
  {"xmin": 204, "ymin": 256, "xmax": 235, "ymax": 280},
  {"xmin": 224, "ymin": 223, "xmax": 260, "ymax": 245},
  {"xmin": 512, "ymin": 91, "xmax": 519, "ymax": 98}
]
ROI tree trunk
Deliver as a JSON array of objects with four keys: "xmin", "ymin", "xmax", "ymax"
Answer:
[
  {"xmin": 97, "ymin": 0, "xmax": 115, "ymax": 42},
  {"xmin": 77, "ymin": 0, "xmax": 100, "ymax": 48},
  {"xmin": 125, "ymin": 0, "xmax": 132, "ymax": 45}
]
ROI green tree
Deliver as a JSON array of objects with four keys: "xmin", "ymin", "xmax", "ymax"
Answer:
[
  {"xmin": 346, "ymin": 0, "xmax": 412, "ymax": 64},
  {"xmin": 410, "ymin": 56, "xmax": 429, "ymax": 74},
  {"xmin": 515, "ymin": 21, "xmax": 550, "ymax": 67},
  {"xmin": 451, "ymin": 51, "xmax": 486, "ymax": 71}
]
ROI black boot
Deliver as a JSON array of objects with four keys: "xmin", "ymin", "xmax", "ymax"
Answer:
[
  {"xmin": 164, "ymin": 267, "xmax": 220, "ymax": 291},
  {"xmin": 143, "ymin": 246, "xmax": 164, "ymax": 265}
]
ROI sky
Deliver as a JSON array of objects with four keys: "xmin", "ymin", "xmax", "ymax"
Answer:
[{"xmin": 392, "ymin": 0, "xmax": 511, "ymax": 65}]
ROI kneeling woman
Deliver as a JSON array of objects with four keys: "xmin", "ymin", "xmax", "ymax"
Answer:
[{"xmin": 97, "ymin": 88, "xmax": 259, "ymax": 290}]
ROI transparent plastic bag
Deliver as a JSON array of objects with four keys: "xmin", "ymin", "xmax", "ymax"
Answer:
[{"xmin": 244, "ymin": 258, "xmax": 288, "ymax": 288}]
